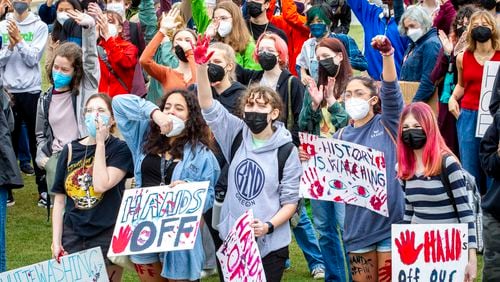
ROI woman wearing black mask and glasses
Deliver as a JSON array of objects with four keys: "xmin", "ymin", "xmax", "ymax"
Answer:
[{"xmin": 236, "ymin": 32, "xmax": 304, "ymax": 145}]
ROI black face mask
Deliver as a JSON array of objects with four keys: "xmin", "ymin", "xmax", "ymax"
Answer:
[
  {"xmin": 471, "ymin": 26, "xmax": 492, "ymax": 43},
  {"xmin": 247, "ymin": 1, "xmax": 263, "ymax": 18},
  {"xmin": 402, "ymin": 128, "xmax": 427, "ymax": 150},
  {"xmin": 208, "ymin": 63, "xmax": 226, "ymax": 83},
  {"xmin": 243, "ymin": 111, "xmax": 270, "ymax": 134},
  {"xmin": 318, "ymin": 57, "xmax": 340, "ymax": 77},
  {"xmin": 174, "ymin": 45, "xmax": 189, "ymax": 63},
  {"xmin": 258, "ymin": 52, "xmax": 278, "ymax": 71},
  {"xmin": 481, "ymin": 0, "xmax": 496, "ymax": 10}
]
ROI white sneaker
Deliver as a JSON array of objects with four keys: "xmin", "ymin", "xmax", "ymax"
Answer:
[
  {"xmin": 200, "ymin": 268, "xmax": 217, "ymax": 278},
  {"xmin": 311, "ymin": 267, "xmax": 325, "ymax": 279}
]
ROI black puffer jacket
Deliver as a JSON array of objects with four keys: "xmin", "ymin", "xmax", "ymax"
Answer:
[{"xmin": 0, "ymin": 90, "xmax": 23, "ymax": 189}]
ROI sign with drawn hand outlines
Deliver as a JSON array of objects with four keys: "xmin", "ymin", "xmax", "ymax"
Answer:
[
  {"xmin": 299, "ymin": 132, "xmax": 388, "ymax": 216},
  {"xmin": 0, "ymin": 247, "xmax": 108, "ymax": 282},
  {"xmin": 108, "ymin": 181, "xmax": 209, "ymax": 257}
]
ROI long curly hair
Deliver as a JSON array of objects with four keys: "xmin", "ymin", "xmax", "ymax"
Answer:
[
  {"xmin": 46, "ymin": 42, "xmax": 83, "ymax": 95},
  {"xmin": 143, "ymin": 89, "xmax": 214, "ymax": 159}
]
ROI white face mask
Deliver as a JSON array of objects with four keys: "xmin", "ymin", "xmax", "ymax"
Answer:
[
  {"xmin": 165, "ymin": 114, "xmax": 186, "ymax": 137},
  {"xmin": 108, "ymin": 24, "xmax": 118, "ymax": 37},
  {"xmin": 345, "ymin": 97, "xmax": 373, "ymax": 121},
  {"xmin": 107, "ymin": 3, "xmax": 126, "ymax": 19},
  {"xmin": 218, "ymin": 21, "xmax": 232, "ymax": 37},
  {"xmin": 407, "ymin": 28, "xmax": 424, "ymax": 42},
  {"xmin": 56, "ymin": 11, "xmax": 70, "ymax": 26}
]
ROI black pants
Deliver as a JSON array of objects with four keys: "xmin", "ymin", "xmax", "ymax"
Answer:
[
  {"xmin": 11, "ymin": 92, "xmax": 47, "ymax": 194},
  {"xmin": 262, "ymin": 246, "xmax": 289, "ymax": 282}
]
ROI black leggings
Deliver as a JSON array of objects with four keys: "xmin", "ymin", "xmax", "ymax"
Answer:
[{"xmin": 262, "ymin": 246, "xmax": 289, "ymax": 282}]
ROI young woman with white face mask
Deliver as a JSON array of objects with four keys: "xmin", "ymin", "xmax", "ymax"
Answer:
[
  {"xmin": 302, "ymin": 35, "xmax": 405, "ymax": 282},
  {"xmin": 112, "ymin": 90, "xmax": 220, "ymax": 282}
]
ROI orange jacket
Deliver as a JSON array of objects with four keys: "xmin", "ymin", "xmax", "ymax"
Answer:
[
  {"xmin": 98, "ymin": 36, "xmax": 138, "ymax": 97},
  {"xmin": 267, "ymin": 0, "xmax": 309, "ymax": 76}
]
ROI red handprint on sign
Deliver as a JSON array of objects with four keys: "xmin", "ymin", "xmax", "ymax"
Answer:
[
  {"xmin": 112, "ymin": 225, "xmax": 132, "ymax": 253},
  {"xmin": 191, "ymin": 34, "xmax": 214, "ymax": 65},
  {"xmin": 303, "ymin": 167, "xmax": 325, "ymax": 199},
  {"xmin": 300, "ymin": 133, "xmax": 318, "ymax": 157},
  {"xmin": 369, "ymin": 191, "xmax": 387, "ymax": 211},
  {"xmin": 395, "ymin": 230, "xmax": 424, "ymax": 265}
]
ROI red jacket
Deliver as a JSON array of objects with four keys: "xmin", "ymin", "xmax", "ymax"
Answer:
[
  {"xmin": 98, "ymin": 36, "xmax": 138, "ymax": 98},
  {"xmin": 267, "ymin": 0, "xmax": 309, "ymax": 76}
]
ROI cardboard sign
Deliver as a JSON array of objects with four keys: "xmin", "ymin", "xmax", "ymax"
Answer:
[
  {"xmin": 299, "ymin": 132, "xmax": 388, "ymax": 216},
  {"xmin": 108, "ymin": 181, "xmax": 209, "ymax": 257},
  {"xmin": 216, "ymin": 210, "xmax": 266, "ymax": 282},
  {"xmin": 399, "ymin": 81, "xmax": 439, "ymax": 115},
  {"xmin": 392, "ymin": 224, "xmax": 469, "ymax": 281},
  {"xmin": 0, "ymin": 247, "xmax": 108, "ymax": 282},
  {"xmin": 476, "ymin": 61, "xmax": 500, "ymax": 138}
]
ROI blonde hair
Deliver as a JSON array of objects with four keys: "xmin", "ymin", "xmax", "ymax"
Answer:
[
  {"xmin": 209, "ymin": 42, "xmax": 237, "ymax": 80},
  {"xmin": 213, "ymin": 1, "xmax": 252, "ymax": 53},
  {"xmin": 466, "ymin": 10, "xmax": 500, "ymax": 52}
]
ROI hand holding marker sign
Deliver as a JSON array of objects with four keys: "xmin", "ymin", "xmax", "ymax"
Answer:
[
  {"xmin": 299, "ymin": 132, "xmax": 388, "ymax": 216},
  {"xmin": 108, "ymin": 181, "xmax": 209, "ymax": 257}
]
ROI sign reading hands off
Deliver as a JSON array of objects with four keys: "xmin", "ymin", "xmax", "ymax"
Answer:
[
  {"xmin": 0, "ymin": 247, "xmax": 108, "ymax": 282},
  {"xmin": 392, "ymin": 224, "xmax": 468, "ymax": 282},
  {"xmin": 108, "ymin": 181, "xmax": 209, "ymax": 257},
  {"xmin": 216, "ymin": 210, "xmax": 266, "ymax": 282},
  {"xmin": 299, "ymin": 132, "xmax": 388, "ymax": 216}
]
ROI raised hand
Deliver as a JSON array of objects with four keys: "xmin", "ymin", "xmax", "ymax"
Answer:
[
  {"xmin": 371, "ymin": 35, "xmax": 393, "ymax": 55},
  {"xmin": 87, "ymin": 2, "xmax": 104, "ymax": 19},
  {"xmin": 305, "ymin": 76, "xmax": 324, "ymax": 111},
  {"xmin": 324, "ymin": 77, "xmax": 337, "ymax": 107},
  {"xmin": 438, "ymin": 29, "xmax": 453, "ymax": 56},
  {"xmin": 95, "ymin": 13, "xmax": 110, "ymax": 40},
  {"xmin": 67, "ymin": 10, "xmax": 95, "ymax": 28},
  {"xmin": 191, "ymin": 34, "xmax": 214, "ymax": 65},
  {"xmin": 95, "ymin": 113, "xmax": 111, "ymax": 145},
  {"xmin": 395, "ymin": 230, "xmax": 424, "ymax": 265},
  {"xmin": 111, "ymin": 225, "xmax": 132, "ymax": 253},
  {"xmin": 159, "ymin": 8, "xmax": 182, "ymax": 35}
]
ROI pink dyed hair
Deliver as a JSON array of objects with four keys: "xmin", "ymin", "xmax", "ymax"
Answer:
[
  {"xmin": 253, "ymin": 32, "xmax": 289, "ymax": 69},
  {"xmin": 396, "ymin": 102, "xmax": 456, "ymax": 180}
]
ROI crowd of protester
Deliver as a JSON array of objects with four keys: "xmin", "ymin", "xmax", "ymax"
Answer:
[{"xmin": 0, "ymin": 0, "xmax": 499, "ymax": 281}]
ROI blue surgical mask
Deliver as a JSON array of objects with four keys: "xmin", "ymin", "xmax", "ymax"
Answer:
[
  {"xmin": 310, "ymin": 23, "xmax": 327, "ymax": 38},
  {"xmin": 84, "ymin": 112, "xmax": 110, "ymax": 138},
  {"xmin": 52, "ymin": 71, "xmax": 73, "ymax": 89},
  {"xmin": 13, "ymin": 1, "xmax": 28, "ymax": 14}
]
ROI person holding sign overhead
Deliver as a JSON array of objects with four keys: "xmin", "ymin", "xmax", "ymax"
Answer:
[
  {"xmin": 195, "ymin": 34, "xmax": 302, "ymax": 281},
  {"xmin": 396, "ymin": 102, "xmax": 478, "ymax": 281},
  {"xmin": 302, "ymin": 35, "xmax": 405, "ymax": 281},
  {"xmin": 448, "ymin": 10, "xmax": 500, "ymax": 196},
  {"xmin": 112, "ymin": 89, "xmax": 220, "ymax": 282},
  {"xmin": 51, "ymin": 94, "xmax": 133, "ymax": 282},
  {"xmin": 297, "ymin": 37, "xmax": 351, "ymax": 282}
]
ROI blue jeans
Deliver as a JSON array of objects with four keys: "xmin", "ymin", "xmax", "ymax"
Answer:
[
  {"xmin": 311, "ymin": 200, "xmax": 351, "ymax": 282},
  {"xmin": 457, "ymin": 109, "xmax": 491, "ymax": 194},
  {"xmin": 0, "ymin": 188, "xmax": 7, "ymax": 272},
  {"xmin": 292, "ymin": 205, "xmax": 324, "ymax": 272}
]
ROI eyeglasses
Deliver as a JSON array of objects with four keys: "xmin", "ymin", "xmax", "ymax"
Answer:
[
  {"xmin": 84, "ymin": 107, "xmax": 108, "ymax": 114},
  {"xmin": 213, "ymin": 16, "xmax": 232, "ymax": 21}
]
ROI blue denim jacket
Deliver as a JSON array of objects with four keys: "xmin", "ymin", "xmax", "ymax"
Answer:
[{"xmin": 400, "ymin": 27, "xmax": 442, "ymax": 102}]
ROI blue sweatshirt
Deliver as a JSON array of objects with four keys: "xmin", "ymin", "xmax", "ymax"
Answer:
[
  {"xmin": 347, "ymin": 0, "xmax": 409, "ymax": 79},
  {"xmin": 202, "ymin": 100, "xmax": 302, "ymax": 257},
  {"xmin": 333, "ymin": 80, "xmax": 405, "ymax": 252}
]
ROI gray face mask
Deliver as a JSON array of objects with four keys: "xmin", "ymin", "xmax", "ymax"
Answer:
[{"xmin": 13, "ymin": 1, "xmax": 29, "ymax": 14}]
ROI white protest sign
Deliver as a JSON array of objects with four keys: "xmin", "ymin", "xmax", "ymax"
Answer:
[
  {"xmin": 216, "ymin": 210, "xmax": 266, "ymax": 282},
  {"xmin": 108, "ymin": 181, "xmax": 209, "ymax": 257},
  {"xmin": 476, "ymin": 61, "xmax": 500, "ymax": 138},
  {"xmin": 0, "ymin": 247, "xmax": 108, "ymax": 282},
  {"xmin": 392, "ymin": 224, "xmax": 469, "ymax": 282},
  {"xmin": 299, "ymin": 132, "xmax": 388, "ymax": 216}
]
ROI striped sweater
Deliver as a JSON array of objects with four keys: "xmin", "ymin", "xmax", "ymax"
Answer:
[{"xmin": 403, "ymin": 155, "xmax": 477, "ymax": 249}]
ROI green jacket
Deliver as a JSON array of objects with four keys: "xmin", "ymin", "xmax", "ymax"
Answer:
[
  {"xmin": 191, "ymin": 0, "xmax": 261, "ymax": 70},
  {"xmin": 298, "ymin": 89, "xmax": 349, "ymax": 135}
]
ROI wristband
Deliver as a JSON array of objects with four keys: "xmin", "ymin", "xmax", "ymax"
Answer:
[{"xmin": 380, "ymin": 47, "xmax": 395, "ymax": 57}]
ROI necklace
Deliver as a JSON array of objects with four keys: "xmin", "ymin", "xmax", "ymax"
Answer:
[
  {"xmin": 474, "ymin": 51, "xmax": 495, "ymax": 64},
  {"xmin": 250, "ymin": 21, "xmax": 269, "ymax": 40}
]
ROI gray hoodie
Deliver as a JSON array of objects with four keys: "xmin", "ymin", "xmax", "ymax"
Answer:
[
  {"xmin": 202, "ymin": 100, "xmax": 302, "ymax": 257},
  {"xmin": 0, "ymin": 12, "xmax": 48, "ymax": 93}
]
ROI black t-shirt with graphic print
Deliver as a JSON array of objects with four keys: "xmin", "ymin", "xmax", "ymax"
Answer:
[{"xmin": 52, "ymin": 136, "xmax": 134, "ymax": 238}]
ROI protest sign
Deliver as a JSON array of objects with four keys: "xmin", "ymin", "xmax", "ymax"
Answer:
[
  {"xmin": 217, "ymin": 210, "xmax": 266, "ymax": 282},
  {"xmin": 299, "ymin": 132, "xmax": 388, "ymax": 216},
  {"xmin": 476, "ymin": 61, "xmax": 500, "ymax": 138},
  {"xmin": 0, "ymin": 247, "xmax": 108, "ymax": 282},
  {"xmin": 108, "ymin": 181, "xmax": 209, "ymax": 257},
  {"xmin": 392, "ymin": 224, "xmax": 468, "ymax": 282}
]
